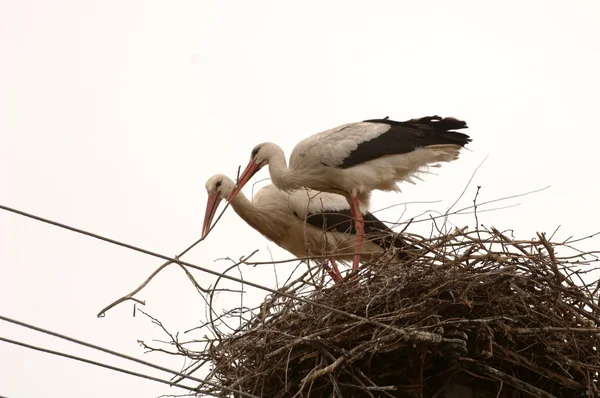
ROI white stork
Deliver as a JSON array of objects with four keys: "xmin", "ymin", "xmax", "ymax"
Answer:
[
  {"xmin": 203, "ymin": 174, "xmax": 407, "ymax": 283},
  {"xmin": 226, "ymin": 116, "xmax": 471, "ymax": 271}
]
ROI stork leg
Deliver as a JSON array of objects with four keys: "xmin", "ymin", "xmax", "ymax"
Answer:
[
  {"xmin": 349, "ymin": 195, "xmax": 365, "ymax": 271},
  {"xmin": 322, "ymin": 257, "xmax": 342, "ymax": 283},
  {"xmin": 329, "ymin": 257, "xmax": 343, "ymax": 282}
]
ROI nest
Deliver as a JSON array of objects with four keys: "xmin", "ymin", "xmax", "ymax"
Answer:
[{"xmin": 202, "ymin": 227, "xmax": 600, "ymax": 397}]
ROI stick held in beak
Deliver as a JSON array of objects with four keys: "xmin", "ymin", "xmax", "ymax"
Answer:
[
  {"xmin": 226, "ymin": 160, "xmax": 261, "ymax": 202},
  {"xmin": 202, "ymin": 192, "xmax": 223, "ymax": 238}
]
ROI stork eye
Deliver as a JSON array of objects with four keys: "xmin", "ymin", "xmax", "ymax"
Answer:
[
  {"xmin": 216, "ymin": 181, "xmax": 222, "ymax": 188},
  {"xmin": 251, "ymin": 146, "xmax": 261, "ymax": 159}
]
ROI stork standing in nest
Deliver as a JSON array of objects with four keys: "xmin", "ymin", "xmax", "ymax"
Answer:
[
  {"xmin": 227, "ymin": 116, "xmax": 471, "ymax": 271},
  {"xmin": 203, "ymin": 174, "xmax": 406, "ymax": 282}
]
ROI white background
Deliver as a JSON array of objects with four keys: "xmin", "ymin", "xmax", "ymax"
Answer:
[{"xmin": 1, "ymin": 1, "xmax": 599, "ymax": 397}]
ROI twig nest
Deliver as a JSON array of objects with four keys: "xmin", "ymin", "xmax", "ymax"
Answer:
[{"xmin": 204, "ymin": 227, "xmax": 600, "ymax": 397}]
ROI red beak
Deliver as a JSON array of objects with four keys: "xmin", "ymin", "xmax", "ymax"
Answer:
[
  {"xmin": 202, "ymin": 192, "xmax": 223, "ymax": 239},
  {"xmin": 226, "ymin": 160, "xmax": 262, "ymax": 202}
]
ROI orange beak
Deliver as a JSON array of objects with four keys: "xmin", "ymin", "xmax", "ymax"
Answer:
[
  {"xmin": 226, "ymin": 160, "xmax": 262, "ymax": 202},
  {"xmin": 202, "ymin": 192, "xmax": 222, "ymax": 239}
]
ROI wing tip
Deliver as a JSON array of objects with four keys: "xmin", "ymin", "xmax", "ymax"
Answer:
[
  {"xmin": 364, "ymin": 115, "xmax": 469, "ymax": 131},
  {"xmin": 408, "ymin": 115, "xmax": 469, "ymax": 131}
]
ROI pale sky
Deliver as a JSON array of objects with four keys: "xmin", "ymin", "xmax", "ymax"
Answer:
[{"xmin": 1, "ymin": 1, "xmax": 600, "ymax": 397}]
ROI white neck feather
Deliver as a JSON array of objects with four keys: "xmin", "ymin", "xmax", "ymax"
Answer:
[
  {"xmin": 265, "ymin": 146, "xmax": 304, "ymax": 193},
  {"xmin": 229, "ymin": 192, "xmax": 264, "ymax": 231}
]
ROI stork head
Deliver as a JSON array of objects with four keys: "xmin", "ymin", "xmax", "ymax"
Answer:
[
  {"xmin": 250, "ymin": 142, "xmax": 281, "ymax": 165},
  {"xmin": 227, "ymin": 142, "xmax": 280, "ymax": 202},
  {"xmin": 202, "ymin": 174, "xmax": 235, "ymax": 239}
]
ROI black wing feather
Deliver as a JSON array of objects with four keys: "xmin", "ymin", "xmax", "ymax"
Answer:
[
  {"xmin": 301, "ymin": 210, "xmax": 406, "ymax": 250},
  {"xmin": 339, "ymin": 115, "xmax": 471, "ymax": 169}
]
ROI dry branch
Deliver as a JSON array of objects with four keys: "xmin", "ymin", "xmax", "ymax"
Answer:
[{"xmin": 178, "ymin": 227, "xmax": 600, "ymax": 397}]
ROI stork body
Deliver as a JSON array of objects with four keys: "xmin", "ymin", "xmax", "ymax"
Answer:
[
  {"xmin": 203, "ymin": 175, "xmax": 405, "ymax": 282},
  {"xmin": 227, "ymin": 116, "xmax": 471, "ymax": 271}
]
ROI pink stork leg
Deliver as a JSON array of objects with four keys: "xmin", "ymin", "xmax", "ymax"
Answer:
[
  {"xmin": 329, "ymin": 257, "xmax": 342, "ymax": 282},
  {"xmin": 322, "ymin": 257, "xmax": 342, "ymax": 283},
  {"xmin": 349, "ymin": 195, "xmax": 365, "ymax": 271}
]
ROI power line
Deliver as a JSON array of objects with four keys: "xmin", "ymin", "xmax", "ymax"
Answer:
[
  {"xmin": 0, "ymin": 204, "xmax": 452, "ymax": 353},
  {"xmin": 0, "ymin": 315, "xmax": 259, "ymax": 398},
  {"xmin": 0, "ymin": 336, "xmax": 200, "ymax": 393}
]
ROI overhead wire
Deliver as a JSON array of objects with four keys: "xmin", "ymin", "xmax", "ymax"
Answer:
[
  {"xmin": 0, "ymin": 203, "xmax": 455, "ymax": 341},
  {"xmin": 0, "ymin": 336, "xmax": 199, "ymax": 393},
  {"xmin": 0, "ymin": 315, "xmax": 260, "ymax": 398},
  {"xmin": 0, "ymin": 202, "xmax": 467, "ymax": 395}
]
